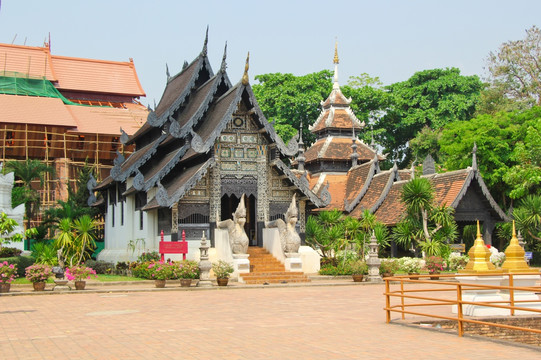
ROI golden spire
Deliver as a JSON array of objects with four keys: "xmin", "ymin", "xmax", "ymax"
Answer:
[
  {"xmin": 241, "ymin": 52, "xmax": 250, "ymax": 86},
  {"xmin": 333, "ymin": 40, "xmax": 339, "ymax": 64},
  {"xmin": 502, "ymin": 221, "xmax": 532, "ymax": 272},
  {"xmin": 460, "ymin": 220, "xmax": 502, "ymax": 274}
]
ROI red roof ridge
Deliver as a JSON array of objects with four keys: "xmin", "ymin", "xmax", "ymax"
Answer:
[{"xmin": 51, "ymin": 54, "xmax": 135, "ymax": 66}]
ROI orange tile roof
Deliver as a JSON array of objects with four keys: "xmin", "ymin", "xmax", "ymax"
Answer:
[
  {"xmin": 374, "ymin": 181, "xmax": 407, "ymax": 225},
  {"xmin": 305, "ymin": 137, "xmax": 376, "ymax": 163},
  {"xmin": 51, "ymin": 56, "xmax": 145, "ymax": 96},
  {"xmin": 344, "ymin": 161, "xmax": 374, "ymax": 204},
  {"xmin": 66, "ymin": 103, "xmax": 148, "ymax": 135},
  {"xmin": 350, "ymin": 170, "xmax": 394, "ymax": 217},
  {"xmin": 0, "ymin": 44, "xmax": 56, "ymax": 80},
  {"xmin": 321, "ymin": 87, "xmax": 351, "ymax": 108},
  {"xmin": 309, "ymin": 173, "xmax": 348, "ymax": 211},
  {"xmin": 424, "ymin": 169, "xmax": 471, "ymax": 208},
  {"xmin": 311, "ymin": 108, "xmax": 363, "ymax": 133},
  {"xmin": 0, "ymin": 94, "xmax": 75, "ymax": 127}
]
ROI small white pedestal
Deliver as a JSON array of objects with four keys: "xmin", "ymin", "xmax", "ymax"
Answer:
[
  {"xmin": 500, "ymin": 274, "xmax": 541, "ymax": 315},
  {"xmin": 452, "ymin": 275, "xmax": 507, "ymax": 316},
  {"xmin": 233, "ymin": 254, "xmax": 250, "ymax": 283},
  {"xmin": 284, "ymin": 253, "xmax": 302, "ymax": 271}
]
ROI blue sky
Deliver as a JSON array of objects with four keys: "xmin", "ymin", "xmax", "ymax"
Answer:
[{"xmin": 1, "ymin": 0, "xmax": 540, "ymax": 106}]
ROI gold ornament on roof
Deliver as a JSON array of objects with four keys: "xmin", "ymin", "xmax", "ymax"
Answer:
[
  {"xmin": 501, "ymin": 221, "xmax": 532, "ymax": 273},
  {"xmin": 459, "ymin": 220, "xmax": 502, "ymax": 274},
  {"xmin": 333, "ymin": 41, "xmax": 339, "ymax": 64},
  {"xmin": 242, "ymin": 52, "xmax": 250, "ymax": 86}
]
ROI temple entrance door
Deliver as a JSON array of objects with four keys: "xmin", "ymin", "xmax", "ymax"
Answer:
[{"xmin": 220, "ymin": 194, "xmax": 257, "ymax": 246}]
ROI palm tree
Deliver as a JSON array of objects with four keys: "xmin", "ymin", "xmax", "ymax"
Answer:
[
  {"xmin": 395, "ymin": 178, "xmax": 457, "ymax": 256},
  {"xmin": 72, "ymin": 215, "xmax": 97, "ymax": 266},
  {"xmin": 514, "ymin": 195, "xmax": 541, "ymax": 248},
  {"xmin": 5, "ymin": 159, "xmax": 54, "ymax": 229}
]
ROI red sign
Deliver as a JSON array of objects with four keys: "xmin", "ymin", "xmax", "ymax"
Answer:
[{"xmin": 159, "ymin": 241, "xmax": 188, "ymax": 254}]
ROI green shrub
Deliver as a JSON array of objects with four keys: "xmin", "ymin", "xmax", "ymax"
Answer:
[
  {"xmin": 137, "ymin": 251, "xmax": 160, "ymax": 262},
  {"xmin": 0, "ymin": 247, "xmax": 22, "ymax": 258},
  {"xmin": 1, "ymin": 256, "xmax": 35, "ymax": 277},
  {"xmin": 84, "ymin": 260, "xmax": 114, "ymax": 274}
]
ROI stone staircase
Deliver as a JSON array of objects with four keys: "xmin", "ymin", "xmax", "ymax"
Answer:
[{"xmin": 239, "ymin": 247, "xmax": 310, "ymax": 284}]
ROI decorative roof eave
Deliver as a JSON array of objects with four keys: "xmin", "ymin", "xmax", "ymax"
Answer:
[
  {"xmin": 474, "ymin": 171, "xmax": 510, "ymax": 221},
  {"xmin": 154, "ymin": 158, "xmax": 216, "ymax": 208},
  {"xmin": 126, "ymin": 54, "xmax": 213, "ymax": 145},
  {"xmin": 242, "ymin": 83, "xmax": 299, "ymax": 157},
  {"xmin": 110, "ymin": 133, "xmax": 167, "ymax": 182},
  {"xmin": 169, "ymin": 70, "xmax": 232, "ymax": 139},
  {"xmin": 142, "ymin": 144, "xmax": 190, "ymax": 191},
  {"xmin": 180, "ymin": 83, "xmax": 242, "ymax": 155},
  {"xmin": 272, "ymin": 159, "xmax": 329, "ymax": 207},
  {"xmin": 447, "ymin": 168, "xmax": 509, "ymax": 221},
  {"xmin": 344, "ymin": 159, "xmax": 378, "ymax": 212},
  {"xmin": 369, "ymin": 164, "xmax": 398, "ymax": 213}
]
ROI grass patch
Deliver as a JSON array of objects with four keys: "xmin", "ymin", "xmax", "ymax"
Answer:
[{"xmin": 96, "ymin": 274, "xmax": 145, "ymax": 282}]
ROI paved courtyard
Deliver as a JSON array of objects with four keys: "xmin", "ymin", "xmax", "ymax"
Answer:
[{"xmin": 0, "ymin": 283, "xmax": 539, "ymax": 359}]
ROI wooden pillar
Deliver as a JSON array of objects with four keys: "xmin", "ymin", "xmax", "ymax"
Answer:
[{"xmin": 171, "ymin": 202, "xmax": 179, "ymax": 241}]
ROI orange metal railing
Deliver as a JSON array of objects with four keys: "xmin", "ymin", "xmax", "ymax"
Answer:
[{"xmin": 384, "ymin": 272, "xmax": 541, "ymax": 337}]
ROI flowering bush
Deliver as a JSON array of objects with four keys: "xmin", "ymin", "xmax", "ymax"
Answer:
[
  {"xmin": 379, "ymin": 259, "xmax": 399, "ymax": 276},
  {"xmin": 488, "ymin": 246, "xmax": 506, "ymax": 267},
  {"xmin": 174, "ymin": 260, "xmax": 200, "ymax": 279},
  {"xmin": 399, "ymin": 257, "xmax": 422, "ymax": 273},
  {"xmin": 424, "ymin": 256, "xmax": 444, "ymax": 274},
  {"xmin": 0, "ymin": 261, "xmax": 17, "ymax": 283},
  {"xmin": 25, "ymin": 264, "xmax": 52, "ymax": 283},
  {"xmin": 65, "ymin": 266, "xmax": 97, "ymax": 281},
  {"xmin": 145, "ymin": 261, "xmax": 174, "ymax": 280},
  {"xmin": 447, "ymin": 253, "xmax": 469, "ymax": 271},
  {"xmin": 212, "ymin": 260, "xmax": 234, "ymax": 279}
]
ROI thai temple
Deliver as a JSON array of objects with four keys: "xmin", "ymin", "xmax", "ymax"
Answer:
[{"xmin": 90, "ymin": 33, "xmax": 509, "ymax": 270}]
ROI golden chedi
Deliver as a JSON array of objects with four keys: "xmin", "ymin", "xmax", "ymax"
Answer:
[
  {"xmin": 501, "ymin": 221, "xmax": 532, "ymax": 273},
  {"xmin": 459, "ymin": 221, "xmax": 503, "ymax": 274}
]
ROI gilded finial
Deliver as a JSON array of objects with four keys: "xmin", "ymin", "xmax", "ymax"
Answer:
[
  {"xmin": 333, "ymin": 40, "xmax": 339, "ymax": 64},
  {"xmin": 502, "ymin": 220, "xmax": 531, "ymax": 272},
  {"xmin": 460, "ymin": 220, "xmax": 501, "ymax": 273},
  {"xmin": 242, "ymin": 52, "xmax": 250, "ymax": 86}
]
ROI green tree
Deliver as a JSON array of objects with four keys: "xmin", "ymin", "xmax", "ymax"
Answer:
[
  {"xmin": 439, "ymin": 106, "xmax": 541, "ymax": 208},
  {"xmin": 5, "ymin": 159, "xmax": 54, "ymax": 229},
  {"xmin": 375, "ymin": 68, "xmax": 482, "ymax": 166},
  {"xmin": 487, "ymin": 25, "xmax": 541, "ymax": 108},
  {"xmin": 253, "ymin": 71, "xmax": 333, "ymax": 144}
]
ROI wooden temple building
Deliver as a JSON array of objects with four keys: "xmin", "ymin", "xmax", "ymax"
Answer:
[
  {"xmin": 93, "ymin": 36, "xmax": 509, "ymax": 263},
  {"xmin": 0, "ymin": 42, "xmax": 147, "ymax": 217},
  {"xmin": 93, "ymin": 33, "xmax": 329, "ymax": 262}
]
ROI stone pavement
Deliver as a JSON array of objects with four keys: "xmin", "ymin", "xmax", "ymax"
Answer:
[{"xmin": 1, "ymin": 278, "xmax": 539, "ymax": 359}]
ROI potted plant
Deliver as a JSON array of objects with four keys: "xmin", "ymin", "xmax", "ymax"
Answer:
[
  {"xmin": 349, "ymin": 260, "xmax": 368, "ymax": 282},
  {"xmin": 25, "ymin": 264, "xmax": 52, "ymax": 291},
  {"xmin": 147, "ymin": 261, "xmax": 173, "ymax": 288},
  {"xmin": 399, "ymin": 257, "xmax": 422, "ymax": 279},
  {"xmin": 0, "ymin": 261, "xmax": 17, "ymax": 293},
  {"xmin": 425, "ymin": 256, "xmax": 444, "ymax": 280},
  {"xmin": 379, "ymin": 258, "xmax": 399, "ymax": 278},
  {"xmin": 65, "ymin": 265, "xmax": 97, "ymax": 290},
  {"xmin": 175, "ymin": 260, "xmax": 200, "ymax": 287},
  {"xmin": 212, "ymin": 260, "xmax": 234, "ymax": 286}
]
